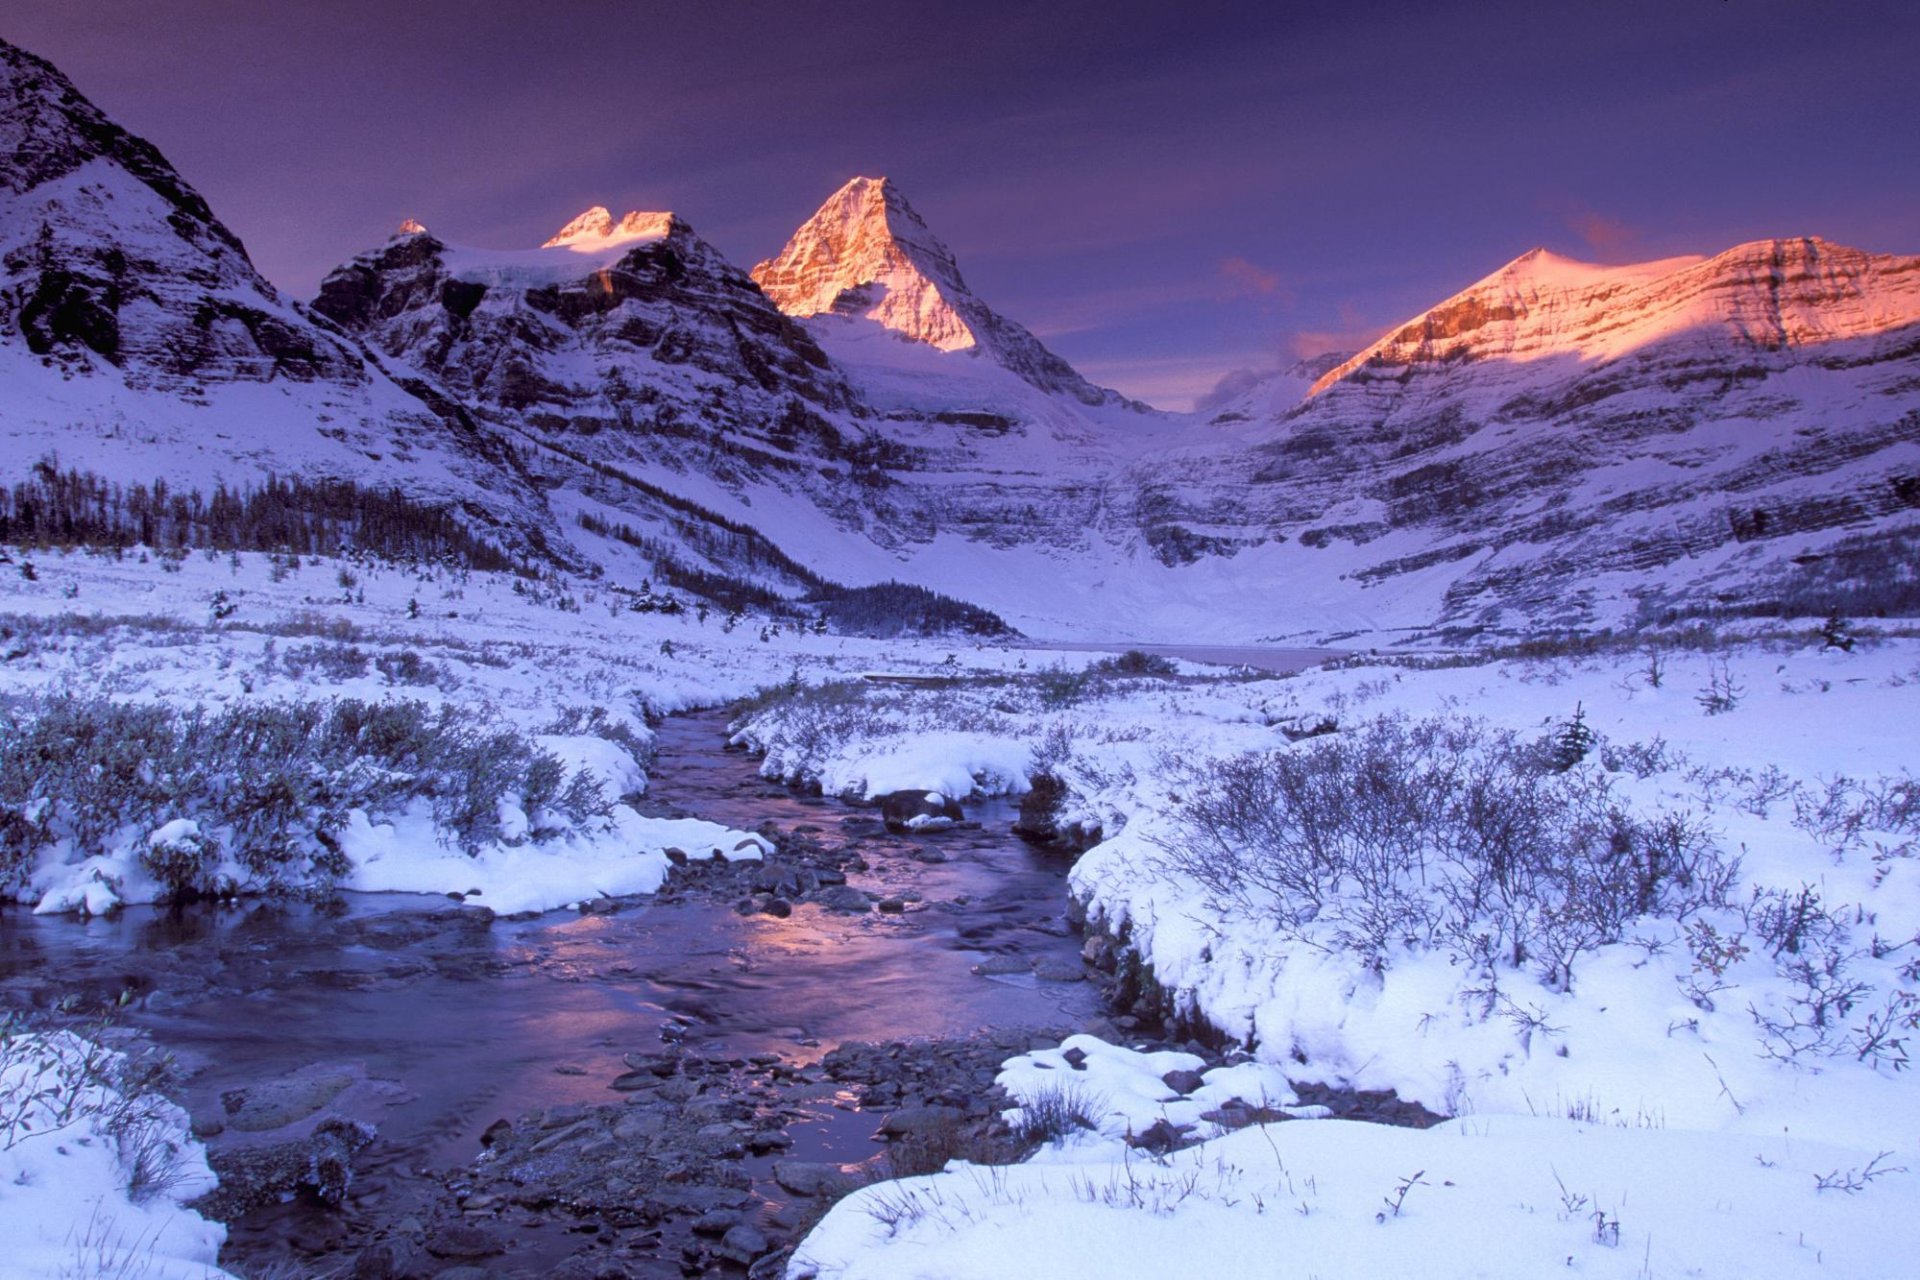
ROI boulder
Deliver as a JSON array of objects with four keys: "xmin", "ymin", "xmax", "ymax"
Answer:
[
  {"xmin": 876, "ymin": 790, "xmax": 964, "ymax": 833},
  {"xmin": 195, "ymin": 1117, "xmax": 375, "ymax": 1219},
  {"xmin": 771, "ymin": 1160, "xmax": 865, "ymax": 1198},
  {"xmin": 716, "ymin": 1223, "xmax": 771, "ymax": 1266},
  {"xmin": 1161, "ymin": 1069, "xmax": 1206, "ymax": 1096}
]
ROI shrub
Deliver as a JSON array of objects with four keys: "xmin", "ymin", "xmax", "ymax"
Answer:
[
  {"xmin": 139, "ymin": 827, "xmax": 221, "ymax": 902},
  {"xmin": 0, "ymin": 693, "xmax": 615, "ymax": 895},
  {"xmin": 282, "ymin": 642, "xmax": 369, "ymax": 681},
  {"xmin": 1013, "ymin": 1081, "xmax": 1106, "ymax": 1146},
  {"xmin": 1154, "ymin": 715, "xmax": 1738, "ymax": 988},
  {"xmin": 373, "ymin": 649, "xmax": 440, "ymax": 686},
  {"xmin": 1090, "ymin": 650, "xmax": 1179, "ymax": 678}
]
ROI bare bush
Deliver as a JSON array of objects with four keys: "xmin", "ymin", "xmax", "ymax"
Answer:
[
  {"xmin": 1013, "ymin": 1081, "xmax": 1107, "ymax": 1146},
  {"xmin": 0, "ymin": 694, "xmax": 613, "ymax": 893},
  {"xmin": 1153, "ymin": 716, "xmax": 1738, "ymax": 988}
]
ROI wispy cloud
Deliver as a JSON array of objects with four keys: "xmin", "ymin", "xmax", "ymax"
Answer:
[
  {"xmin": 1284, "ymin": 302, "xmax": 1382, "ymax": 361},
  {"xmin": 1216, "ymin": 256, "xmax": 1286, "ymax": 301},
  {"xmin": 1543, "ymin": 199, "xmax": 1647, "ymax": 261}
]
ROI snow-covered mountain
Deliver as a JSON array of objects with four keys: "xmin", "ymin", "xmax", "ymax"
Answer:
[
  {"xmin": 753, "ymin": 176, "xmax": 1134, "ymax": 409},
  {"xmin": 310, "ymin": 190, "xmax": 1176, "ymax": 595},
  {"xmin": 0, "ymin": 37, "xmax": 532, "ymax": 526},
  {"xmin": 4, "ymin": 33, "xmax": 1917, "ymax": 642},
  {"xmin": 314, "ymin": 207, "xmax": 857, "ymax": 431},
  {"xmin": 1200, "ymin": 238, "xmax": 1920, "ymax": 632}
]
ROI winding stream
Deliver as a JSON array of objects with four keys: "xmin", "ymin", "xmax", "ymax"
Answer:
[{"xmin": 0, "ymin": 707, "xmax": 1102, "ymax": 1275}]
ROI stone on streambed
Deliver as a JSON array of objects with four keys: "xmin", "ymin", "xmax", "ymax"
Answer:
[
  {"xmin": 716, "ymin": 1223, "xmax": 772, "ymax": 1265},
  {"xmin": 771, "ymin": 1160, "xmax": 866, "ymax": 1198},
  {"xmin": 195, "ymin": 1116, "xmax": 376, "ymax": 1219},
  {"xmin": 1033, "ymin": 957, "xmax": 1087, "ymax": 983},
  {"xmin": 879, "ymin": 1105, "xmax": 966, "ymax": 1137},
  {"xmin": 220, "ymin": 1062, "xmax": 358, "ymax": 1131},
  {"xmin": 876, "ymin": 790, "xmax": 964, "ymax": 833},
  {"xmin": 809, "ymin": 885, "xmax": 871, "ymax": 913},
  {"xmin": 425, "ymin": 1221, "xmax": 506, "ymax": 1259}
]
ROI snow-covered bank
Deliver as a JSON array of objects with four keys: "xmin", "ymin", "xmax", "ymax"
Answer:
[
  {"xmin": 0, "ymin": 547, "xmax": 1013, "ymax": 915},
  {"xmin": 0, "ymin": 1027, "xmax": 233, "ymax": 1280},
  {"xmin": 793, "ymin": 1110, "xmax": 1917, "ymax": 1279},
  {"xmin": 740, "ymin": 632, "xmax": 1920, "ymax": 1277}
]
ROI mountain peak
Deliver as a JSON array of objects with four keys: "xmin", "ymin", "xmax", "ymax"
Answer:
[
  {"xmin": 753, "ymin": 176, "xmax": 1133, "ymax": 407},
  {"xmin": 395, "ymin": 217, "xmax": 429, "ymax": 238},
  {"xmin": 542, "ymin": 207, "xmax": 676, "ymax": 249},
  {"xmin": 1307, "ymin": 234, "xmax": 1918, "ymax": 397},
  {"xmin": 751, "ymin": 176, "xmax": 976, "ymax": 350}
]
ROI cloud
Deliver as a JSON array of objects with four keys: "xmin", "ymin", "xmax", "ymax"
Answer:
[
  {"xmin": 1192, "ymin": 366, "xmax": 1269, "ymax": 414},
  {"xmin": 1217, "ymin": 255, "xmax": 1285, "ymax": 299},
  {"xmin": 1541, "ymin": 199, "xmax": 1647, "ymax": 261},
  {"xmin": 1284, "ymin": 302, "xmax": 1381, "ymax": 361}
]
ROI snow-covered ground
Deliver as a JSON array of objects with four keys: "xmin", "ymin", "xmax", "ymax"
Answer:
[
  {"xmin": 0, "ymin": 1027, "xmax": 231, "ymax": 1280},
  {"xmin": 8, "ymin": 546, "xmax": 1920, "ymax": 1277},
  {"xmin": 738, "ymin": 632, "xmax": 1920, "ymax": 1278},
  {"xmin": 0, "ymin": 546, "xmax": 1026, "ymax": 916}
]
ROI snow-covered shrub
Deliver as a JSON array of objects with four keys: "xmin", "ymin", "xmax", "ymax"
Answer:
[
  {"xmin": 1791, "ymin": 772, "xmax": 1920, "ymax": 861},
  {"xmin": 281, "ymin": 640, "xmax": 369, "ymax": 680},
  {"xmin": 1030, "ymin": 662, "xmax": 1099, "ymax": 708},
  {"xmin": 139, "ymin": 823, "xmax": 222, "ymax": 902},
  {"xmin": 1155, "ymin": 715, "xmax": 1738, "ymax": 987},
  {"xmin": 0, "ymin": 693, "xmax": 616, "ymax": 894},
  {"xmin": 0, "ymin": 1015, "xmax": 195, "ymax": 1204},
  {"xmin": 1089, "ymin": 649, "xmax": 1179, "ymax": 678},
  {"xmin": 373, "ymin": 648, "xmax": 441, "ymax": 686},
  {"xmin": 543, "ymin": 703, "xmax": 651, "ymax": 765}
]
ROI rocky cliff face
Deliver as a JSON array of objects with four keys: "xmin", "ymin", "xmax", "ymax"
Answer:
[
  {"xmin": 315, "ymin": 208, "xmax": 855, "ymax": 423},
  {"xmin": 0, "ymin": 38, "xmax": 362, "ymax": 390},
  {"xmin": 752, "ymin": 177, "xmax": 1133, "ymax": 409},
  {"xmin": 0, "ymin": 36, "xmax": 535, "ymax": 532}
]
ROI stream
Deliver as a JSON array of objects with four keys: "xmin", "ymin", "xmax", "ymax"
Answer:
[{"xmin": 0, "ymin": 708, "xmax": 1107, "ymax": 1278}]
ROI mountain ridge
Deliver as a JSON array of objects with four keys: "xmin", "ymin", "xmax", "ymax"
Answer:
[{"xmin": 3, "ymin": 34, "xmax": 1918, "ymax": 643}]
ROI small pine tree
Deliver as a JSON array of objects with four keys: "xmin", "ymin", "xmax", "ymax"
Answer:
[
  {"xmin": 1549, "ymin": 702, "xmax": 1596, "ymax": 772},
  {"xmin": 1820, "ymin": 610, "xmax": 1856, "ymax": 653}
]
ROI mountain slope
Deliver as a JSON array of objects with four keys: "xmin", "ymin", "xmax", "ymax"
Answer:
[
  {"xmin": 1124, "ymin": 238, "xmax": 1920, "ymax": 636},
  {"xmin": 0, "ymin": 36, "xmax": 539, "ymax": 549}
]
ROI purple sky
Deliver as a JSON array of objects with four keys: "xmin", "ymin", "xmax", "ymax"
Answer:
[{"xmin": 12, "ymin": 0, "xmax": 1919, "ymax": 409}]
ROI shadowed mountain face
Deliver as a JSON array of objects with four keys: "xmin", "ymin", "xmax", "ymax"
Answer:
[
  {"xmin": 4, "ymin": 31, "xmax": 1918, "ymax": 640},
  {"xmin": 0, "ymin": 38, "xmax": 351, "ymax": 388}
]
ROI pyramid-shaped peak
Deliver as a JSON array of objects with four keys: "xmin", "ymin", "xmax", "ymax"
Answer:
[
  {"xmin": 395, "ymin": 217, "xmax": 429, "ymax": 238},
  {"xmin": 751, "ymin": 174, "xmax": 975, "ymax": 349},
  {"xmin": 542, "ymin": 207, "xmax": 676, "ymax": 249},
  {"xmin": 753, "ymin": 176, "xmax": 1132, "ymax": 406}
]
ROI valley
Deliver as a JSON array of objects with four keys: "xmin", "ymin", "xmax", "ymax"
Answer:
[{"xmin": 2, "ymin": 18, "xmax": 1919, "ymax": 1280}]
